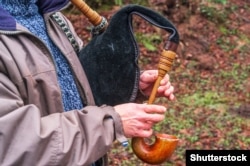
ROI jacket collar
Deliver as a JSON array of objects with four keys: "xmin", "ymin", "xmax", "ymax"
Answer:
[{"xmin": 0, "ymin": 0, "xmax": 69, "ymax": 31}]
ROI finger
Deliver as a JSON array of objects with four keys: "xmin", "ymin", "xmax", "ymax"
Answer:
[
  {"xmin": 164, "ymin": 85, "xmax": 174, "ymax": 97},
  {"xmin": 136, "ymin": 128, "xmax": 154, "ymax": 138},
  {"xmin": 160, "ymin": 74, "xmax": 170, "ymax": 85},
  {"xmin": 169, "ymin": 94, "xmax": 175, "ymax": 101},
  {"xmin": 140, "ymin": 70, "xmax": 158, "ymax": 83},
  {"xmin": 146, "ymin": 114, "xmax": 165, "ymax": 123},
  {"xmin": 158, "ymin": 81, "xmax": 171, "ymax": 94},
  {"xmin": 136, "ymin": 121, "xmax": 153, "ymax": 130},
  {"xmin": 143, "ymin": 105, "xmax": 166, "ymax": 114},
  {"xmin": 143, "ymin": 70, "xmax": 158, "ymax": 75}
]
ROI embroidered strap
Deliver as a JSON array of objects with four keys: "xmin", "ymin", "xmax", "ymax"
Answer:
[
  {"xmin": 51, "ymin": 12, "xmax": 80, "ymax": 53},
  {"xmin": 91, "ymin": 16, "xmax": 108, "ymax": 36}
]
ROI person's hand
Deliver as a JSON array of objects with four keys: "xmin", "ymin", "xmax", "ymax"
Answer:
[
  {"xmin": 114, "ymin": 103, "xmax": 166, "ymax": 138},
  {"xmin": 139, "ymin": 70, "xmax": 175, "ymax": 100}
]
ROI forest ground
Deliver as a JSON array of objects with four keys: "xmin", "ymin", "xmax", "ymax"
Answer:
[{"xmin": 64, "ymin": 0, "xmax": 250, "ymax": 165}]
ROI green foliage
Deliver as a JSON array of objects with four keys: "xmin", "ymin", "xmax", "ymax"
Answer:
[
  {"xmin": 213, "ymin": 0, "xmax": 227, "ymax": 4},
  {"xmin": 135, "ymin": 33, "xmax": 162, "ymax": 51},
  {"xmin": 217, "ymin": 63, "xmax": 250, "ymax": 92},
  {"xmin": 199, "ymin": 0, "xmax": 230, "ymax": 23},
  {"xmin": 200, "ymin": 5, "xmax": 228, "ymax": 23},
  {"xmin": 114, "ymin": 0, "xmax": 122, "ymax": 6},
  {"xmin": 180, "ymin": 91, "xmax": 227, "ymax": 109}
]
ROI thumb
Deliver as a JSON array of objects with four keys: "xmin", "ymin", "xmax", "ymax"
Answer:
[{"xmin": 140, "ymin": 70, "xmax": 158, "ymax": 82}]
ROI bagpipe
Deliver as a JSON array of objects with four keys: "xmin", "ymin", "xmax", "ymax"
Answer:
[{"xmin": 70, "ymin": 0, "xmax": 180, "ymax": 164}]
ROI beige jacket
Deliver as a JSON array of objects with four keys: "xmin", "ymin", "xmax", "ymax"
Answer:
[{"xmin": 0, "ymin": 10, "xmax": 127, "ymax": 166}]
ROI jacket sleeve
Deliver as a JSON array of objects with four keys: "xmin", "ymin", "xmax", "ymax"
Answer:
[{"xmin": 0, "ymin": 73, "xmax": 127, "ymax": 166}]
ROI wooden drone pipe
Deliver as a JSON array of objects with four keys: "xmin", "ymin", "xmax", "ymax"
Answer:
[
  {"xmin": 70, "ymin": 0, "xmax": 102, "ymax": 26},
  {"xmin": 131, "ymin": 41, "xmax": 179, "ymax": 164},
  {"xmin": 70, "ymin": 0, "xmax": 108, "ymax": 35}
]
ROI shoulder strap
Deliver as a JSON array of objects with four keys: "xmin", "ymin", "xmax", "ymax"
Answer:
[{"xmin": 51, "ymin": 12, "xmax": 80, "ymax": 53}]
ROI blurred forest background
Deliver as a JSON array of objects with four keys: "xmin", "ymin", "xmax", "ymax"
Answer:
[{"xmin": 64, "ymin": 0, "xmax": 250, "ymax": 165}]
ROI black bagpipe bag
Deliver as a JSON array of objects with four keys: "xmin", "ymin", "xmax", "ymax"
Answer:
[{"xmin": 78, "ymin": 4, "xmax": 178, "ymax": 106}]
